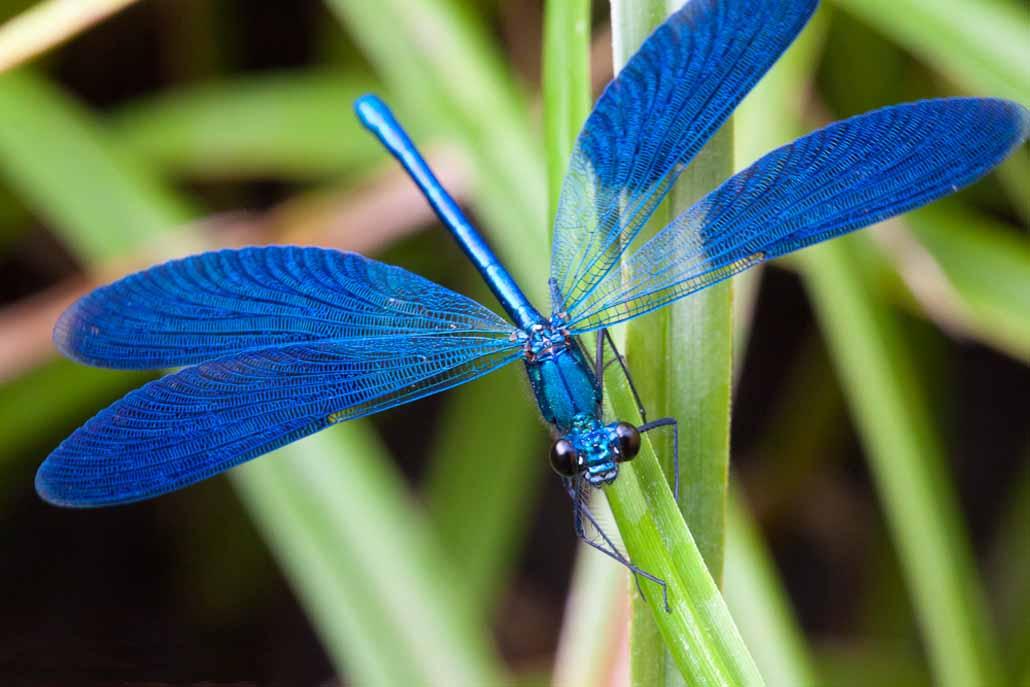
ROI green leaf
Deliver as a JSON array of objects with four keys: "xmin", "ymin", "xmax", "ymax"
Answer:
[
  {"xmin": 724, "ymin": 492, "xmax": 819, "ymax": 687},
  {"xmin": 801, "ymin": 237, "xmax": 1006, "ymax": 687},
  {"xmin": 109, "ymin": 71, "xmax": 390, "ymax": 180},
  {"xmin": 905, "ymin": 202, "xmax": 1030, "ymax": 363},
  {"xmin": 609, "ymin": 1, "xmax": 736, "ymax": 685},
  {"xmin": 0, "ymin": 70, "xmax": 195, "ymax": 262},
  {"xmin": 233, "ymin": 426, "xmax": 506, "ymax": 687},
  {"xmin": 325, "ymin": 0, "xmax": 549, "ymax": 300},
  {"xmin": 829, "ymin": 0, "xmax": 1030, "ymax": 102},
  {"xmin": 542, "ymin": 0, "xmax": 591, "ymax": 221},
  {"xmin": 330, "ymin": 0, "xmax": 554, "ymax": 624},
  {"xmin": 604, "ymin": 379, "xmax": 763, "ymax": 686},
  {"xmin": 543, "ymin": 4, "xmax": 632, "ymax": 684}
]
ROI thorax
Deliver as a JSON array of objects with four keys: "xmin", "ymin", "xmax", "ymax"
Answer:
[{"xmin": 517, "ymin": 315, "xmax": 600, "ymax": 432}]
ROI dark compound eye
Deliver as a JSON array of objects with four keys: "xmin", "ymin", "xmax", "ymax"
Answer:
[
  {"xmin": 613, "ymin": 422, "xmax": 641, "ymax": 462},
  {"xmin": 549, "ymin": 439, "xmax": 581, "ymax": 477}
]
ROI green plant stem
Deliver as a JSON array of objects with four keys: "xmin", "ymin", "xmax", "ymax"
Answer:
[
  {"xmin": 605, "ymin": 375, "xmax": 763, "ymax": 686},
  {"xmin": 610, "ymin": 1, "xmax": 735, "ymax": 684},
  {"xmin": 543, "ymin": 0, "xmax": 591, "ymax": 220}
]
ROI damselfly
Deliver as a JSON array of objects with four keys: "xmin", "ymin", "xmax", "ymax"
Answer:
[{"xmin": 36, "ymin": 0, "xmax": 1028, "ymax": 605}]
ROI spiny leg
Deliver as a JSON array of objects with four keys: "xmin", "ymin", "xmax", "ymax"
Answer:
[
  {"xmin": 599, "ymin": 328, "xmax": 648, "ymax": 424},
  {"xmin": 565, "ymin": 479, "xmax": 670, "ymax": 612},
  {"xmin": 599, "ymin": 332, "xmax": 682, "ymax": 501}
]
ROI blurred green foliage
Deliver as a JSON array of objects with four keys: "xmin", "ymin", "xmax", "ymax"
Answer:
[{"xmin": 0, "ymin": 1, "xmax": 1026, "ymax": 685}]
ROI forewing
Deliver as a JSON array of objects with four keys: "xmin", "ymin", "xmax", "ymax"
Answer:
[
  {"xmin": 550, "ymin": 0, "xmax": 817, "ymax": 313},
  {"xmin": 36, "ymin": 335, "xmax": 521, "ymax": 507},
  {"xmin": 56, "ymin": 245, "xmax": 514, "ymax": 369},
  {"xmin": 566, "ymin": 98, "xmax": 1030, "ymax": 331}
]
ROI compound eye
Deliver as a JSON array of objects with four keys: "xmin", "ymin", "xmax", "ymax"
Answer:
[
  {"xmin": 549, "ymin": 439, "xmax": 581, "ymax": 477},
  {"xmin": 614, "ymin": 422, "xmax": 641, "ymax": 462}
]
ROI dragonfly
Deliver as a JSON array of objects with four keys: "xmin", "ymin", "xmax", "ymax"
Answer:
[{"xmin": 36, "ymin": 0, "xmax": 1027, "ymax": 603}]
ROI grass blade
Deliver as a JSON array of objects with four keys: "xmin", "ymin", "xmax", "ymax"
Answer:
[
  {"xmin": 904, "ymin": 202, "xmax": 1030, "ymax": 363},
  {"xmin": 724, "ymin": 493, "xmax": 819, "ymax": 687},
  {"xmin": 109, "ymin": 71, "xmax": 386, "ymax": 180},
  {"xmin": 615, "ymin": 0, "xmax": 733, "ymax": 579},
  {"xmin": 801, "ymin": 239, "xmax": 1006, "ymax": 687},
  {"xmin": 0, "ymin": 70, "xmax": 194, "ymax": 263},
  {"xmin": 829, "ymin": 0, "xmax": 1030, "ymax": 102},
  {"xmin": 543, "ymin": 0, "xmax": 591, "ymax": 219},
  {"xmin": 603, "ymin": 383, "xmax": 763, "ymax": 686},
  {"xmin": 610, "ymin": 1, "xmax": 736, "ymax": 684},
  {"xmin": 542, "ymin": 3, "xmax": 634, "ymax": 684},
  {"xmin": 325, "ymin": 0, "xmax": 548, "ymax": 298},
  {"xmin": 0, "ymin": 0, "xmax": 139, "ymax": 73},
  {"xmin": 328, "ymin": 0, "xmax": 554, "ymax": 622},
  {"xmin": 233, "ymin": 426, "xmax": 505, "ymax": 687}
]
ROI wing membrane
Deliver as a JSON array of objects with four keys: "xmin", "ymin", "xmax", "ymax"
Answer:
[
  {"xmin": 550, "ymin": 0, "xmax": 817, "ymax": 312},
  {"xmin": 36, "ymin": 335, "xmax": 521, "ymax": 507},
  {"xmin": 566, "ymin": 98, "xmax": 1030, "ymax": 331},
  {"xmin": 56, "ymin": 246, "xmax": 514, "ymax": 369}
]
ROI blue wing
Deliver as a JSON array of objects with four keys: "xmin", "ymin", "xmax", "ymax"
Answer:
[
  {"xmin": 56, "ymin": 245, "xmax": 515, "ymax": 369},
  {"xmin": 564, "ymin": 98, "xmax": 1030, "ymax": 331},
  {"xmin": 550, "ymin": 0, "xmax": 817, "ymax": 312},
  {"xmin": 36, "ymin": 335, "xmax": 521, "ymax": 507}
]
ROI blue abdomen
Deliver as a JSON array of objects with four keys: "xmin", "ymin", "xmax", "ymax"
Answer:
[{"xmin": 524, "ymin": 343, "xmax": 599, "ymax": 431}]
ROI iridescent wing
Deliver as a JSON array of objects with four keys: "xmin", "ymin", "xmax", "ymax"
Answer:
[
  {"xmin": 42, "ymin": 245, "xmax": 522, "ymax": 506},
  {"xmin": 563, "ymin": 98, "xmax": 1030, "ymax": 332},
  {"xmin": 56, "ymin": 245, "xmax": 515, "ymax": 369},
  {"xmin": 37, "ymin": 335, "xmax": 521, "ymax": 507},
  {"xmin": 550, "ymin": 0, "xmax": 817, "ymax": 312}
]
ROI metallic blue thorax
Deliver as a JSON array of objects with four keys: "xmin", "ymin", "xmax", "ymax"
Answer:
[{"xmin": 520, "ymin": 316, "xmax": 601, "ymax": 432}]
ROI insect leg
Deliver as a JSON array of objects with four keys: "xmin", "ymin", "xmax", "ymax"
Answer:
[
  {"xmin": 601, "ymin": 329, "xmax": 648, "ymax": 424},
  {"xmin": 565, "ymin": 479, "xmax": 670, "ymax": 612},
  {"xmin": 594, "ymin": 329, "xmax": 606, "ymax": 383},
  {"xmin": 639, "ymin": 417, "xmax": 680, "ymax": 502}
]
